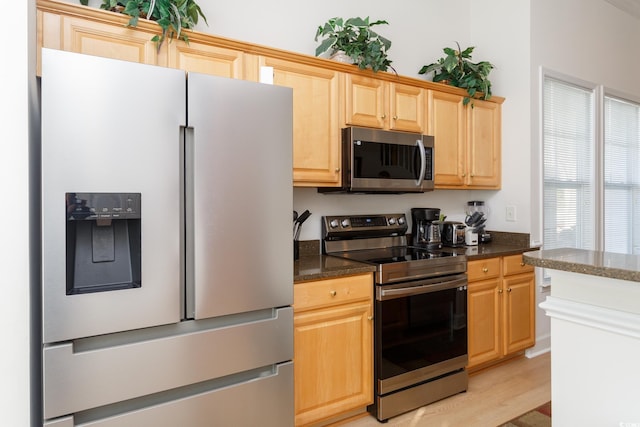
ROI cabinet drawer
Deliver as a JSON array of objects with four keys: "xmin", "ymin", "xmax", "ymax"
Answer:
[
  {"xmin": 503, "ymin": 254, "xmax": 534, "ymax": 276},
  {"xmin": 294, "ymin": 274, "xmax": 372, "ymax": 312},
  {"xmin": 467, "ymin": 258, "xmax": 501, "ymax": 281}
]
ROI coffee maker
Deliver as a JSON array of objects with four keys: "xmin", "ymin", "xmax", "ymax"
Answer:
[{"xmin": 411, "ymin": 208, "xmax": 442, "ymax": 249}]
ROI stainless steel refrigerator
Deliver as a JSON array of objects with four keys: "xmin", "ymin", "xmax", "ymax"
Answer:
[{"xmin": 40, "ymin": 48, "xmax": 294, "ymax": 426}]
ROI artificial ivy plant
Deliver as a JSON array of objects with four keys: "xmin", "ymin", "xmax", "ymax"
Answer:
[
  {"xmin": 419, "ymin": 42, "xmax": 494, "ymax": 106},
  {"xmin": 80, "ymin": 0, "xmax": 208, "ymax": 51},
  {"xmin": 314, "ymin": 16, "xmax": 394, "ymax": 73}
]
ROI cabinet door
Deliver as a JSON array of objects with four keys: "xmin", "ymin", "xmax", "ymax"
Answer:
[
  {"xmin": 168, "ymin": 41, "xmax": 243, "ymax": 78},
  {"xmin": 502, "ymin": 273, "xmax": 535, "ymax": 354},
  {"xmin": 389, "ymin": 83, "xmax": 425, "ymax": 133},
  {"xmin": 38, "ymin": 12, "xmax": 161, "ymax": 72},
  {"xmin": 260, "ymin": 57, "xmax": 342, "ymax": 187},
  {"xmin": 467, "ymin": 278, "xmax": 502, "ymax": 369},
  {"xmin": 294, "ymin": 301, "xmax": 373, "ymax": 426},
  {"xmin": 428, "ymin": 90, "xmax": 466, "ymax": 188},
  {"xmin": 344, "ymin": 74, "xmax": 387, "ymax": 129},
  {"xmin": 344, "ymin": 77, "xmax": 424, "ymax": 133},
  {"xmin": 466, "ymin": 99, "xmax": 501, "ymax": 188}
]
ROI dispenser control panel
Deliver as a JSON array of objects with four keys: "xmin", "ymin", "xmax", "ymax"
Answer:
[{"xmin": 66, "ymin": 192, "xmax": 141, "ymax": 220}]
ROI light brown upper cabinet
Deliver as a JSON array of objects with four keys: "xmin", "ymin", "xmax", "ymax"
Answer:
[
  {"xmin": 344, "ymin": 74, "xmax": 425, "ymax": 133},
  {"xmin": 428, "ymin": 91, "xmax": 501, "ymax": 189},
  {"xmin": 167, "ymin": 40, "xmax": 244, "ymax": 79},
  {"xmin": 37, "ymin": 7, "xmax": 163, "ymax": 74},
  {"xmin": 37, "ymin": 0, "xmax": 503, "ymax": 191},
  {"xmin": 258, "ymin": 57, "xmax": 342, "ymax": 187}
]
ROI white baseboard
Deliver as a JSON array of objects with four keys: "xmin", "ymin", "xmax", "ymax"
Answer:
[{"xmin": 525, "ymin": 333, "xmax": 551, "ymax": 358}]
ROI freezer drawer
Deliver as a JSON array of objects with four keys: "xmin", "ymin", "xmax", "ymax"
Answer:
[
  {"xmin": 44, "ymin": 308, "xmax": 293, "ymax": 419},
  {"xmin": 44, "ymin": 362, "xmax": 293, "ymax": 427}
]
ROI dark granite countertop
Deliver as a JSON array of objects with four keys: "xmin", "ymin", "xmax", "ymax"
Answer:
[
  {"xmin": 523, "ymin": 247, "xmax": 640, "ymax": 283},
  {"xmin": 294, "ymin": 255, "xmax": 377, "ymax": 283},
  {"xmin": 294, "ymin": 235, "xmax": 538, "ymax": 283},
  {"xmin": 458, "ymin": 243, "xmax": 539, "ymax": 260}
]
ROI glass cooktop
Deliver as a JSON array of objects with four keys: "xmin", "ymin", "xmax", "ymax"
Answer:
[{"xmin": 334, "ymin": 246, "xmax": 464, "ymax": 265}]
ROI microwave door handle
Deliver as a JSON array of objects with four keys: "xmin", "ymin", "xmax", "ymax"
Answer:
[{"xmin": 416, "ymin": 139, "xmax": 426, "ymax": 186}]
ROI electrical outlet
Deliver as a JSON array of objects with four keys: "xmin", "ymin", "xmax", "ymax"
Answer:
[{"xmin": 506, "ymin": 205, "xmax": 516, "ymax": 222}]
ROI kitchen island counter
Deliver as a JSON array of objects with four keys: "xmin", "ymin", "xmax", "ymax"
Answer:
[
  {"xmin": 523, "ymin": 247, "xmax": 640, "ymax": 283},
  {"xmin": 523, "ymin": 247, "xmax": 640, "ymax": 426}
]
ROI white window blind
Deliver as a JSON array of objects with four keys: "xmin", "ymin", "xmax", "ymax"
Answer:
[
  {"xmin": 604, "ymin": 96, "xmax": 640, "ymax": 254},
  {"xmin": 543, "ymin": 77, "xmax": 595, "ymax": 250}
]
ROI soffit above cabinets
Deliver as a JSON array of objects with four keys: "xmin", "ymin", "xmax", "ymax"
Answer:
[{"xmin": 604, "ymin": 0, "xmax": 640, "ymax": 19}]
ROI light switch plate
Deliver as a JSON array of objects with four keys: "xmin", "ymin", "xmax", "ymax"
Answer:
[{"xmin": 506, "ymin": 205, "xmax": 516, "ymax": 222}]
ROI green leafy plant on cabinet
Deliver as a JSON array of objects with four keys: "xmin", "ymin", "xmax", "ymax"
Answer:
[
  {"xmin": 79, "ymin": 0, "xmax": 208, "ymax": 50},
  {"xmin": 314, "ymin": 16, "xmax": 394, "ymax": 73},
  {"xmin": 419, "ymin": 42, "xmax": 494, "ymax": 106}
]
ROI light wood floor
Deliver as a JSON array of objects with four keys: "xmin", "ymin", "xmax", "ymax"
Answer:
[{"xmin": 341, "ymin": 352, "xmax": 551, "ymax": 427}]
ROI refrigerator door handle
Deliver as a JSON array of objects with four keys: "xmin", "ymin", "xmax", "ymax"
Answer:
[{"xmin": 183, "ymin": 125, "xmax": 195, "ymax": 320}]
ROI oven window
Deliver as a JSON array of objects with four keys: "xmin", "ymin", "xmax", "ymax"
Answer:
[
  {"xmin": 377, "ymin": 287, "xmax": 467, "ymax": 380},
  {"xmin": 353, "ymin": 140, "xmax": 428, "ymax": 180}
]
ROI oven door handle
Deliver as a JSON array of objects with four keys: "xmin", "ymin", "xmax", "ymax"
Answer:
[{"xmin": 378, "ymin": 276, "xmax": 467, "ymax": 300}]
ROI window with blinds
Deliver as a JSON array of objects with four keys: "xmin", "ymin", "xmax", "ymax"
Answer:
[
  {"xmin": 542, "ymin": 77, "xmax": 595, "ymax": 251},
  {"xmin": 604, "ymin": 96, "xmax": 640, "ymax": 254},
  {"xmin": 542, "ymin": 74, "xmax": 640, "ymax": 255}
]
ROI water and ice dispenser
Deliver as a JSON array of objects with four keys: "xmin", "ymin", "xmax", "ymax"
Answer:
[{"xmin": 65, "ymin": 192, "xmax": 142, "ymax": 295}]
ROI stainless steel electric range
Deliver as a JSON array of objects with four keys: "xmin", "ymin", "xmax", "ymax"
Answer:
[{"xmin": 322, "ymin": 213, "xmax": 469, "ymax": 423}]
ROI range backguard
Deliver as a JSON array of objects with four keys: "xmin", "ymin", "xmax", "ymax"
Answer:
[{"xmin": 66, "ymin": 192, "xmax": 141, "ymax": 295}]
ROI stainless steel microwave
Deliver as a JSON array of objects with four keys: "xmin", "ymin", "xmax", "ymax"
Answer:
[{"xmin": 319, "ymin": 127, "xmax": 434, "ymax": 193}]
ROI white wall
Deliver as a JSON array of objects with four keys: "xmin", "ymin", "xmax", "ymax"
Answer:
[
  {"xmin": 529, "ymin": 0, "xmax": 640, "ymax": 355},
  {"xmin": 530, "ymin": 0, "xmax": 640, "ymax": 245},
  {"xmin": 1, "ymin": 0, "xmax": 33, "ymax": 425}
]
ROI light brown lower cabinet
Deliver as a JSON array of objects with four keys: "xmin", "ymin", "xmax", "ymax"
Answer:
[
  {"xmin": 293, "ymin": 273, "xmax": 373, "ymax": 427},
  {"xmin": 467, "ymin": 254, "xmax": 535, "ymax": 370}
]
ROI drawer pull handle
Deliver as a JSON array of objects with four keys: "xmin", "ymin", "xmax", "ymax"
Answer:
[
  {"xmin": 482, "ymin": 267, "xmax": 489, "ymax": 273},
  {"xmin": 507, "ymin": 288, "xmax": 512, "ymax": 292},
  {"xmin": 520, "ymin": 262, "xmax": 525, "ymax": 267},
  {"xmin": 329, "ymin": 290, "xmax": 337, "ymax": 297},
  {"xmin": 498, "ymin": 289, "xmax": 503, "ymax": 294}
]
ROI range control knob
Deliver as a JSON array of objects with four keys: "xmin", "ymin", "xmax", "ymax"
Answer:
[
  {"xmin": 397, "ymin": 216, "xmax": 406, "ymax": 225},
  {"xmin": 341, "ymin": 218, "xmax": 351, "ymax": 228},
  {"xmin": 329, "ymin": 219, "xmax": 340, "ymax": 228},
  {"xmin": 388, "ymin": 217, "xmax": 397, "ymax": 225}
]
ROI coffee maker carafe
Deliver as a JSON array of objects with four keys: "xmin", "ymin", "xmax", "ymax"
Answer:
[{"xmin": 411, "ymin": 208, "xmax": 442, "ymax": 249}]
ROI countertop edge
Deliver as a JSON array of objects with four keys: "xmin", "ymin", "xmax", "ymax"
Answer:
[
  {"xmin": 295, "ymin": 245, "xmax": 538, "ymax": 283},
  {"xmin": 523, "ymin": 248, "xmax": 640, "ymax": 283}
]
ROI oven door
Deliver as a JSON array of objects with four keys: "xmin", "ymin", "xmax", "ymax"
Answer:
[{"xmin": 374, "ymin": 273, "xmax": 468, "ymax": 395}]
